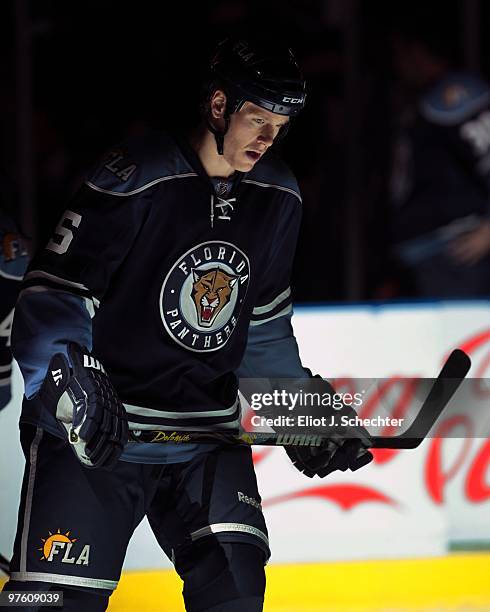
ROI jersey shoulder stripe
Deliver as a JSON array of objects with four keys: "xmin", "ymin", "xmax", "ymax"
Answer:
[
  {"xmin": 85, "ymin": 131, "xmax": 197, "ymax": 196},
  {"xmin": 246, "ymin": 150, "xmax": 301, "ymax": 202}
]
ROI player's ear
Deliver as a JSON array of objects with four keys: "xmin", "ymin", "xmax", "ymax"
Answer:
[{"xmin": 210, "ymin": 89, "xmax": 227, "ymax": 119}]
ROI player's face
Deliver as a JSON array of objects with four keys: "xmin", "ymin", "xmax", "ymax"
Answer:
[{"xmin": 223, "ymin": 102, "xmax": 289, "ymax": 171}]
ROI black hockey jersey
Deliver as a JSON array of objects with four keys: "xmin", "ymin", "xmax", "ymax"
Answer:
[{"xmin": 16, "ymin": 131, "xmax": 302, "ymax": 432}]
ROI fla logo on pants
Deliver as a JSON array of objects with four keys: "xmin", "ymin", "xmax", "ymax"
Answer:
[{"xmin": 38, "ymin": 529, "xmax": 90, "ymax": 566}]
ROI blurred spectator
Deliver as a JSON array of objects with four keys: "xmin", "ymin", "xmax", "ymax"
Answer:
[
  {"xmin": 0, "ymin": 181, "xmax": 29, "ymax": 410},
  {"xmin": 389, "ymin": 27, "xmax": 490, "ymax": 297}
]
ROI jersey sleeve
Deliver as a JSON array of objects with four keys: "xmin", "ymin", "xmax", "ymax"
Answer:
[
  {"xmin": 250, "ymin": 198, "xmax": 302, "ymax": 327},
  {"xmin": 236, "ymin": 312, "xmax": 311, "ymax": 380},
  {"xmin": 22, "ymin": 182, "xmax": 150, "ymax": 303},
  {"xmin": 12, "ymin": 291, "xmax": 92, "ymax": 399},
  {"xmin": 12, "ymin": 151, "xmax": 152, "ymax": 402}
]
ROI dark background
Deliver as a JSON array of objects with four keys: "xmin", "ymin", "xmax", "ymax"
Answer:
[{"xmin": 2, "ymin": 0, "xmax": 488, "ymax": 301}]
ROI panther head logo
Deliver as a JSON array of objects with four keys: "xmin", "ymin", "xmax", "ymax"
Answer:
[
  {"xmin": 160, "ymin": 241, "xmax": 250, "ymax": 352},
  {"xmin": 191, "ymin": 267, "xmax": 239, "ymax": 328}
]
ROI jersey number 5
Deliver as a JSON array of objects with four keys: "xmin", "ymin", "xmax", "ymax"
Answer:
[{"xmin": 46, "ymin": 210, "xmax": 82, "ymax": 255}]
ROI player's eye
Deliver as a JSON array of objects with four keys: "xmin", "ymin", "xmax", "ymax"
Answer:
[{"xmin": 253, "ymin": 118, "xmax": 265, "ymax": 125}]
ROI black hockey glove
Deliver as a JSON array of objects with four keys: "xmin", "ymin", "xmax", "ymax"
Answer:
[
  {"xmin": 39, "ymin": 342, "xmax": 128, "ymax": 469},
  {"xmin": 286, "ymin": 436, "xmax": 373, "ymax": 478},
  {"xmin": 285, "ymin": 377, "xmax": 373, "ymax": 478}
]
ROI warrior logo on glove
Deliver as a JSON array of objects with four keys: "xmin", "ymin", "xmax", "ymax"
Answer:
[{"xmin": 39, "ymin": 342, "xmax": 128, "ymax": 470}]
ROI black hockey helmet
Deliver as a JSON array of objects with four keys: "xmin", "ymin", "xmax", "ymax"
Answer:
[{"xmin": 205, "ymin": 38, "xmax": 306, "ymax": 153}]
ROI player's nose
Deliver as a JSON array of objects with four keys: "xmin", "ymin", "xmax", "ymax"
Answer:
[{"xmin": 258, "ymin": 124, "xmax": 275, "ymax": 146}]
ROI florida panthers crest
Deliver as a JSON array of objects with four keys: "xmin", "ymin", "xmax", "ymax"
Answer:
[{"xmin": 160, "ymin": 241, "xmax": 250, "ymax": 352}]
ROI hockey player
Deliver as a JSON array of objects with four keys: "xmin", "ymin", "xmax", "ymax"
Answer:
[
  {"xmin": 0, "ymin": 210, "xmax": 29, "ymax": 411},
  {"xmin": 3, "ymin": 39, "xmax": 372, "ymax": 611},
  {"xmin": 390, "ymin": 30, "xmax": 490, "ymax": 296}
]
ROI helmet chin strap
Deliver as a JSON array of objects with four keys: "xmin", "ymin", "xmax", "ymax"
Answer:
[{"xmin": 206, "ymin": 115, "xmax": 230, "ymax": 155}]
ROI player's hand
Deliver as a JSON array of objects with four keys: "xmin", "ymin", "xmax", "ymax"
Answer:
[
  {"xmin": 448, "ymin": 221, "xmax": 490, "ymax": 266},
  {"xmin": 286, "ymin": 432, "xmax": 373, "ymax": 478},
  {"xmin": 285, "ymin": 376, "xmax": 373, "ymax": 478},
  {"xmin": 39, "ymin": 342, "xmax": 128, "ymax": 469}
]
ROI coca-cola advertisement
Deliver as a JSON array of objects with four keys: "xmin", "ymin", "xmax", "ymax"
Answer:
[{"xmin": 256, "ymin": 302, "xmax": 490, "ymax": 563}]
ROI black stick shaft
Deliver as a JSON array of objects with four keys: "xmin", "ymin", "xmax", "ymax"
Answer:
[
  {"xmin": 1, "ymin": 352, "xmax": 470, "ymax": 584},
  {"xmin": 371, "ymin": 349, "xmax": 471, "ymax": 448},
  {"xmin": 0, "ymin": 553, "xmax": 10, "ymax": 576},
  {"xmin": 128, "ymin": 349, "xmax": 471, "ymax": 450}
]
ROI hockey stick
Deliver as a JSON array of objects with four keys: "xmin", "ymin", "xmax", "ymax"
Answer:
[
  {"xmin": 0, "ymin": 552, "xmax": 10, "ymax": 576},
  {"xmin": 128, "ymin": 349, "xmax": 471, "ymax": 450},
  {"xmin": 0, "ymin": 351, "xmax": 470, "ymax": 581},
  {"xmin": 370, "ymin": 348, "xmax": 471, "ymax": 448}
]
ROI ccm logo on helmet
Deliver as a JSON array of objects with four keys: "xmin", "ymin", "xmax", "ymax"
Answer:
[{"xmin": 282, "ymin": 96, "xmax": 302, "ymax": 103}]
